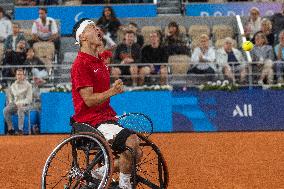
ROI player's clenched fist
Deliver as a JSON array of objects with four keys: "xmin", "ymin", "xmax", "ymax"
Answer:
[{"xmin": 112, "ymin": 79, "xmax": 124, "ymax": 95}]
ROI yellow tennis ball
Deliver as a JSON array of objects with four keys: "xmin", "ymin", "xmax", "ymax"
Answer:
[{"xmin": 242, "ymin": 41, "xmax": 254, "ymax": 51}]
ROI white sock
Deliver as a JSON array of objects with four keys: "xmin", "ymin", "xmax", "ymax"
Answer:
[
  {"xmin": 119, "ymin": 173, "xmax": 132, "ymax": 189},
  {"xmin": 91, "ymin": 165, "xmax": 106, "ymax": 179}
]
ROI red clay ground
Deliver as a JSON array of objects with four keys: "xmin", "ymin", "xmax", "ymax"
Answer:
[{"xmin": 0, "ymin": 132, "xmax": 283, "ymax": 189}]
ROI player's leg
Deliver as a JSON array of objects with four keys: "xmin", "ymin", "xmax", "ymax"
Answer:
[
  {"xmin": 97, "ymin": 123, "xmax": 142, "ymax": 188},
  {"xmin": 117, "ymin": 134, "xmax": 142, "ymax": 189}
]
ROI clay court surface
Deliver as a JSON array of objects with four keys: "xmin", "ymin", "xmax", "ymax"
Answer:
[{"xmin": 0, "ymin": 132, "xmax": 283, "ymax": 189}]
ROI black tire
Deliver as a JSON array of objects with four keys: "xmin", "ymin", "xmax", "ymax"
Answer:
[
  {"xmin": 41, "ymin": 134, "xmax": 114, "ymax": 189},
  {"xmin": 133, "ymin": 134, "xmax": 169, "ymax": 189}
]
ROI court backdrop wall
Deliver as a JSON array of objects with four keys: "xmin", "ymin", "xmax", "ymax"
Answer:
[{"xmin": 0, "ymin": 89, "xmax": 281, "ymax": 134}]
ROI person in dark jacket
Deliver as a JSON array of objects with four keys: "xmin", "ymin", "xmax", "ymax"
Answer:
[
  {"xmin": 4, "ymin": 22, "xmax": 27, "ymax": 52},
  {"xmin": 140, "ymin": 30, "xmax": 167, "ymax": 85},
  {"xmin": 96, "ymin": 6, "xmax": 121, "ymax": 41},
  {"xmin": 113, "ymin": 30, "xmax": 141, "ymax": 86}
]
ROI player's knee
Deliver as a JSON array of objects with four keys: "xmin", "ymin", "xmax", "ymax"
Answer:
[
  {"xmin": 112, "ymin": 128, "xmax": 135, "ymax": 154},
  {"xmin": 126, "ymin": 134, "xmax": 142, "ymax": 161}
]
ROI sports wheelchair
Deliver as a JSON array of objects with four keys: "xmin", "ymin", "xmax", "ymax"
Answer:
[{"xmin": 41, "ymin": 113, "xmax": 168, "ymax": 189}]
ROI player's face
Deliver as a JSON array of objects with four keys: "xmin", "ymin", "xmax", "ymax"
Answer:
[{"xmin": 82, "ymin": 24, "xmax": 104, "ymax": 47}]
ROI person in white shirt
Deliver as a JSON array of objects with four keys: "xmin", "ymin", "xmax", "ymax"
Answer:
[
  {"xmin": 30, "ymin": 7, "xmax": 59, "ymax": 51},
  {"xmin": 3, "ymin": 68, "xmax": 33, "ymax": 135},
  {"xmin": 188, "ymin": 34, "xmax": 216, "ymax": 80},
  {"xmin": 244, "ymin": 7, "xmax": 262, "ymax": 40},
  {"xmin": 216, "ymin": 37, "xmax": 247, "ymax": 83},
  {"xmin": 0, "ymin": 6, "xmax": 12, "ymax": 42}
]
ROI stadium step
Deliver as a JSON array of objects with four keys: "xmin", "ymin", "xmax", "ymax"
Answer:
[{"xmin": 157, "ymin": 0, "xmax": 181, "ymax": 15}]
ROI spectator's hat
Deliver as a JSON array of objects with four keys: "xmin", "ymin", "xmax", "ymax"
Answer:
[{"xmin": 73, "ymin": 18, "xmax": 95, "ymax": 45}]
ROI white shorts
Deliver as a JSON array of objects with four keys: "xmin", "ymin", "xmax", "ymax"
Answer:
[{"xmin": 97, "ymin": 123, "xmax": 124, "ymax": 141}]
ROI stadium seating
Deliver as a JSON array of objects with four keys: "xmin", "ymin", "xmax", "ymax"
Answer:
[
  {"xmin": 188, "ymin": 24, "xmax": 210, "ymax": 40},
  {"xmin": 33, "ymin": 41, "xmax": 55, "ymax": 74},
  {"xmin": 212, "ymin": 24, "xmax": 234, "ymax": 41},
  {"xmin": 63, "ymin": 0, "xmax": 82, "ymax": 6},
  {"xmin": 214, "ymin": 38, "xmax": 237, "ymax": 49}
]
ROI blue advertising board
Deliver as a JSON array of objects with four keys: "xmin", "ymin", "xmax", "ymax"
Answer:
[
  {"xmin": 111, "ymin": 91, "xmax": 172, "ymax": 132},
  {"xmin": 15, "ymin": 5, "xmax": 157, "ymax": 35},
  {"xmin": 1, "ymin": 89, "xmax": 283, "ymax": 134},
  {"xmin": 172, "ymin": 89, "xmax": 284, "ymax": 132},
  {"xmin": 40, "ymin": 91, "xmax": 172, "ymax": 133},
  {"xmin": 40, "ymin": 92, "xmax": 74, "ymax": 133},
  {"xmin": 186, "ymin": 2, "xmax": 282, "ymax": 16}
]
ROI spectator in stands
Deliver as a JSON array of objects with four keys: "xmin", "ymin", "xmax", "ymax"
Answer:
[
  {"xmin": 140, "ymin": 30, "xmax": 167, "ymax": 85},
  {"xmin": 0, "ymin": 6, "xmax": 12, "ymax": 43},
  {"xmin": 244, "ymin": 7, "xmax": 261, "ymax": 40},
  {"xmin": 3, "ymin": 68, "xmax": 33, "ymax": 135},
  {"xmin": 96, "ymin": 6, "xmax": 121, "ymax": 41},
  {"xmin": 252, "ymin": 19, "xmax": 274, "ymax": 46},
  {"xmin": 2, "ymin": 40, "xmax": 27, "ymax": 84},
  {"xmin": 187, "ymin": 34, "xmax": 216, "ymax": 81},
  {"xmin": 164, "ymin": 21, "xmax": 188, "ymax": 57},
  {"xmin": 270, "ymin": 3, "xmax": 284, "ymax": 44},
  {"xmin": 216, "ymin": 37, "xmax": 247, "ymax": 83},
  {"xmin": 127, "ymin": 22, "xmax": 144, "ymax": 47},
  {"xmin": 30, "ymin": 7, "xmax": 60, "ymax": 52},
  {"xmin": 274, "ymin": 30, "xmax": 284, "ymax": 83},
  {"xmin": 250, "ymin": 32, "xmax": 274, "ymax": 85},
  {"xmin": 24, "ymin": 48, "xmax": 48, "ymax": 85},
  {"xmin": 113, "ymin": 30, "xmax": 141, "ymax": 86},
  {"xmin": 4, "ymin": 23, "xmax": 27, "ymax": 52}
]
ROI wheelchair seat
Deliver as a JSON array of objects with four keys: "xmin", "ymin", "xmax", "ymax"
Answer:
[{"xmin": 70, "ymin": 117, "xmax": 105, "ymax": 139}]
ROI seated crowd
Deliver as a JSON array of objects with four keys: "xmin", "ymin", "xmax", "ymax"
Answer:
[
  {"xmin": 1, "ymin": 5, "xmax": 284, "ymax": 88},
  {"xmin": 15, "ymin": 0, "xmax": 152, "ymax": 6}
]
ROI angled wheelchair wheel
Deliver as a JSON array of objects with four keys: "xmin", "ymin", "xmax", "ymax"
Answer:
[
  {"xmin": 133, "ymin": 134, "xmax": 169, "ymax": 189},
  {"xmin": 41, "ymin": 133, "xmax": 114, "ymax": 189}
]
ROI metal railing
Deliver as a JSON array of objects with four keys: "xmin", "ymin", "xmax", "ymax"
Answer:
[{"xmin": 0, "ymin": 61, "xmax": 283, "ymax": 88}]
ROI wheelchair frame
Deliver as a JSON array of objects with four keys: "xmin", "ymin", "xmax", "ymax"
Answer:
[{"xmin": 41, "ymin": 114, "xmax": 168, "ymax": 189}]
